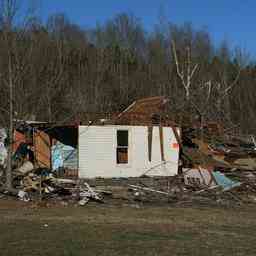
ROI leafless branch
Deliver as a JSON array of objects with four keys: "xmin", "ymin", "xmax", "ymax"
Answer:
[
  {"xmin": 171, "ymin": 40, "xmax": 199, "ymax": 100},
  {"xmin": 223, "ymin": 68, "xmax": 241, "ymax": 96}
]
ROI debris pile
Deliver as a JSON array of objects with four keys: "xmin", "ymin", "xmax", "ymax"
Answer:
[
  {"xmin": 128, "ymin": 124, "xmax": 256, "ymax": 206},
  {"xmin": 181, "ymin": 124, "xmax": 256, "ymax": 171},
  {"xmin": 0, "ymin": 103, "xmax": 256, "ymax": 208},
  {"xmin": 127, "ymin": 169, "xmax": 256, "ymax": 206},
  {"xmin": 0, "ymin": 163, "xmax": 109, "ymax": 206}
]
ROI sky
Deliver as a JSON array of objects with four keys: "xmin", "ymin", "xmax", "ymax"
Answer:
[{"xmin": 38, "ymin": 0, "xmax": 255, "ymax": 56}]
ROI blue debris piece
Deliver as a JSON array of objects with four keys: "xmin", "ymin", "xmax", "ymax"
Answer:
[
  {"xmin": 212, "ymin": 171, "xmax": 241, "ymax": 191},
  {"xmin": 52, "ymin": 141, "xmax": 77, "ymax": 171}
]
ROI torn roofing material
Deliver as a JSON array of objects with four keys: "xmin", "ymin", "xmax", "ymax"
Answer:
[{"xmin": 114, "ymin": 96, "xmax": 171, "ymax": 125}]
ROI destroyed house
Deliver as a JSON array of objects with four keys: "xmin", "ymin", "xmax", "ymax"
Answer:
[
  {"xmin": 13, "ymin": 97, "xmax": 180, "ymax": 179},
  {"xmin": 13, "ymin": 122, "xmax": 78, "ymax": 177},
  {"xmin": 79, "ymin": 97, "xmax": 180, "ymax": 178},
  {"xmin": 79, "ymin": 124, "xmax": 179, "ymax": 178}
]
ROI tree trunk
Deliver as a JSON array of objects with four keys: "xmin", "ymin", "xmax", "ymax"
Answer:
[{"xmin": 6, "ymin": 58, "xmax": 13, "ymax": 189}]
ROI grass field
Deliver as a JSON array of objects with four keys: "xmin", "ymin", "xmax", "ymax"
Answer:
[{"xmin": 0, "ymin": 200, "xmax": 256, "ymax": 256}]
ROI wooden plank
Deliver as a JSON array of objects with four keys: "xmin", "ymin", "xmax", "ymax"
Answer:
[
  {"xmin": 159, "ymin": 126, "xmax": 165, "ymax": 161},
  {"xmin": 148, "ymin": 126, "xmax": 153, "ymax": 162},
  {"xmin": 34, "ymin": 130, "xmax": 51, "ymax": 169}
]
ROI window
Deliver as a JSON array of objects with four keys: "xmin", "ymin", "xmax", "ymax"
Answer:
[{"xmin": 116, "ymin": 130, "xmax": 129, "ymax": 164}]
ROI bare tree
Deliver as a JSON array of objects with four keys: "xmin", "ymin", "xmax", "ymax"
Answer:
[
  {"xmin": 0, "ymin": 0, "xmax": 18, "ymax": 189},
  {"xmin": 171, "ymin": 40, "xmax": 198, "ymax": 101},
  {"xmin": 0, "ymin": 0, "xmax": 38, "ymax": 189}
]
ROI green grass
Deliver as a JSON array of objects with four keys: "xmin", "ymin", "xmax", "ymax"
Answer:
[{"xmin": 0, "ymin": 202, "xmax": 256, "ymax": 255}]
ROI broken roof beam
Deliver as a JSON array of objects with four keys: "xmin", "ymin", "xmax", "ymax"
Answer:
[{"xmin": 115, "ymin": 96, "xmax": 170, "ymax": 125}]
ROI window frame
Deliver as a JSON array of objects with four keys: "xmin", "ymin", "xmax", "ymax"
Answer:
[{"xmin": 116, "ymin": 129, "xmax": 130, "ymax": 165}]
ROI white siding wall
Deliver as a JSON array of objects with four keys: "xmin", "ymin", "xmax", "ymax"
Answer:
[{"xmin": 79, "ymin": 125, "xmax": 179, "ymax": 178}]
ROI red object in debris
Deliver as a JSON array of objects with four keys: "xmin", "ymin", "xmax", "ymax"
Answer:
[
  {"xmin": 13, "ymin": 131, "xmax": 26, "ymax": 152},
  {"xmin": 172, "ymin": 143, "xmax": 179, "ymax": 149}
]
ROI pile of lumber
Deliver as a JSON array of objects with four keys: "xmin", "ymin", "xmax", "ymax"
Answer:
[{"xmin": 0, "ymin": 164, "xmax": 108, "ymax": 205}]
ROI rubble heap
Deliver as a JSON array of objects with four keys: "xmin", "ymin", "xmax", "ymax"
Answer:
[{"xmin": 128, "ymin": 123, "xmax": 256, "ymax": 206}]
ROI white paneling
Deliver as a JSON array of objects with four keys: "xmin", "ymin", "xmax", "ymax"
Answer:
[
  {"xmin": 79, "ymin": 125, "xmax": 179, "ymax": 178},
  {"xmin": 79, "ymin": 126, "xmax": 115, "ymax": 178}
]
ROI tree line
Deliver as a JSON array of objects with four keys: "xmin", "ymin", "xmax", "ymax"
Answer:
[{"xmin": 0, "ymin": 3, "xmax": 255, "ymax": 135}]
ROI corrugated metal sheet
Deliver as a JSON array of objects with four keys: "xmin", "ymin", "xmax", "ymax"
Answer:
[{"xmin": 79, "ymin": 125, "xmax": 179, "ymax": 178}]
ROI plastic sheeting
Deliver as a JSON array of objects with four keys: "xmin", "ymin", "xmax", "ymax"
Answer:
[
  {"xmin": 52, "ymin": 141, "xmax": 77, "ymax": 171},
  {"xmin": 52, "ymin": 144, "xmax": 63, "ymax": 170},
  {"xmin": 212, "ymin": 171, "xmax": 241, "ymax": 191},
  {"xmin": 0, "ymin": 129, "xmax": 7, "ymax": 167}
]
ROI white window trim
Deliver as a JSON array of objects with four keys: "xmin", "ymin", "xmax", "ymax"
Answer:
[{"xmin": 116, "ymin": 128, "xmax": 132, "ymax": 167}]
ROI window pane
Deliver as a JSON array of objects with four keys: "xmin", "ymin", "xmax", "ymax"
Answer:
[
  {"xmin": 117, "ymin": 130, "xmax": 128, "ymax": 147},
  {"xmin": 117, "ymin": 148, "xmax": 128, "ymax": 164}
]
